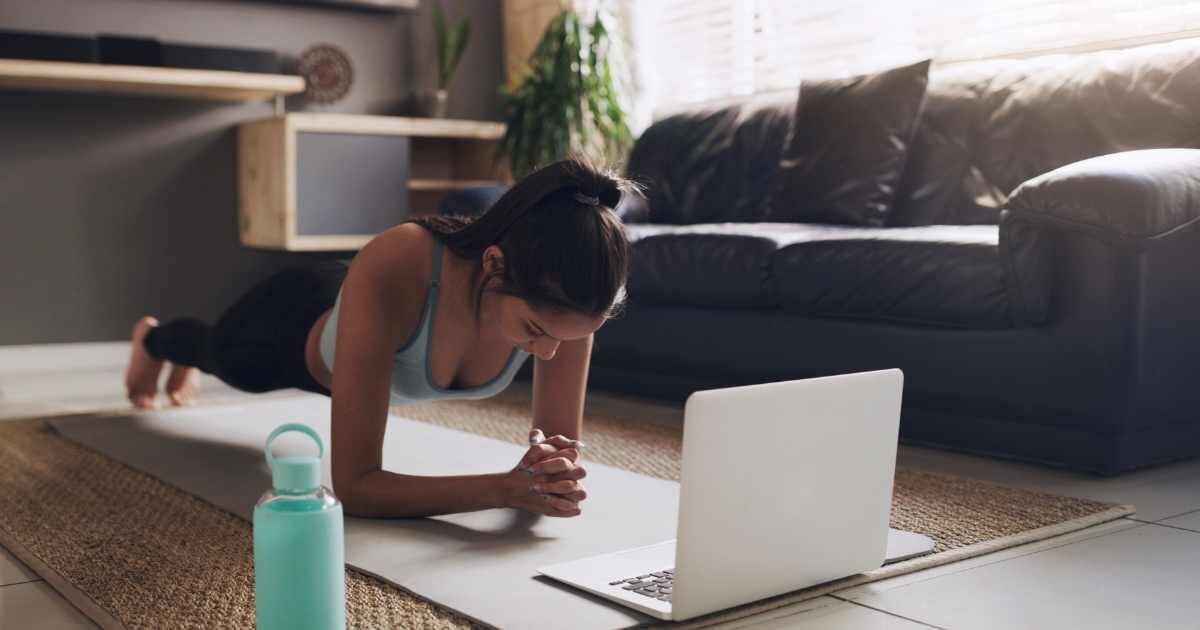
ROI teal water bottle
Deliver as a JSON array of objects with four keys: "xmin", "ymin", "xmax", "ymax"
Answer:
[{"xmin": 253, "ymin": 423, "xmax": 346, "ymax": 630}]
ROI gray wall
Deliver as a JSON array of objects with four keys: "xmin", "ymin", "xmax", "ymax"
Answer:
[{"xmin": 0, "ymin": 0, "xmax": 503, "ymax": 345}]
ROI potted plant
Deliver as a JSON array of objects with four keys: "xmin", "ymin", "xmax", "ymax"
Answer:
[
  {"xmin": 420, "ymin": 0, "xmax": 470, "ymax": 118},
  {"xmin": 496, "ymin": 4, "xmax": 634, "ymax": 180}
]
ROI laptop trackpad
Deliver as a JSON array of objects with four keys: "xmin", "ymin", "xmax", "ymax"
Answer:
[{"xmin": 885, "ymin": 529, "xmax": 936, "ymax": 564}]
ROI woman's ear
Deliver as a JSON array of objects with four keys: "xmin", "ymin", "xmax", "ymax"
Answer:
[{"xmin": 482, "ymin": 245, "xmax": 506, "ymax": 276}]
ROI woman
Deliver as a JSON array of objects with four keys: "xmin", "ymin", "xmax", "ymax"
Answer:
[{"xmin": 124, "ymin": 158, "xmax": 635, "ymax": 520}]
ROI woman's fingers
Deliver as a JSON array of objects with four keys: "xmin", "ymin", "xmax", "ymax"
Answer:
[
  {"xmin": 559, "ymin": 489, "xmax": 587, "ymax": 502},
  {"xmin": 515, "ymin": 444, "xmax": 558, "ymax": 470},
  {"xmin": 539, "ymin": 483, "xmax": 587, "ymax": 503},
  {"xmin": 533, "ymin": 480, "xmax": 583, "ymax": 495},
  {"xmin": 536, "ymin": 466, "xmax": 587, "ymax": 483},
  {"xmin": 516, "ymin": 447, "xmax": 578, "ymax": 473},
  {"xmin": 528, "ymin": 492, "xmax": 581, "ymax": 516},
  {"xmin": 529, "ymin": 455, "xmax": 581, "ymax": 476},
  {"xmin": 538, "ymin": 434, "xmax": 585, "ymax": 451}
]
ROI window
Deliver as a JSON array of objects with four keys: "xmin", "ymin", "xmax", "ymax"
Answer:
[{"xmin": 629, "ymin": 0, "xmax": 1200, "ymax": 120}]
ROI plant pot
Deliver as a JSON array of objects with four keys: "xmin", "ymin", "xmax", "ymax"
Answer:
[{"xmin": 413, "ymin": 89, "xmax": 448, "ymax": 118}]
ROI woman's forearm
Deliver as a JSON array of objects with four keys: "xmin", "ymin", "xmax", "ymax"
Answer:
[{"xmin": 339, "ymin": 468, "xmax": 507, "ymax": 518}]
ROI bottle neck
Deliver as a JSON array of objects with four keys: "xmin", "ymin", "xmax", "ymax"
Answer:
[{"xmin": 275, "ymin": 487, "xmax": 318, "ymax": 496}]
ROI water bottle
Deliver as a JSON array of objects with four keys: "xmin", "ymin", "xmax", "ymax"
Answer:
[{"xmin": 253, "ymin": 423, "xmax": 346, "ymax": 630}]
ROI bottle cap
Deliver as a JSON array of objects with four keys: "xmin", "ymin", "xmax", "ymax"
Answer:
[{"xmin": 264, "ymin": 423, "xmax": 324, "ymax": 493}]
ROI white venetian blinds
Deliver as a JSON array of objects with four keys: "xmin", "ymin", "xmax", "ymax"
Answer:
[{"xmin": 630, "ymin": 0, "xmax": 1200, "ymax": 117}]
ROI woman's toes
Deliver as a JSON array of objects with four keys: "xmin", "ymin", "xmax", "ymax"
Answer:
[
  {"xmin": 131, "ymin": 393, "xmax": 160, "ymax": 410},
  {"xmin": 166, "ymin": 364, "xmax": 199, "ymax": 407}
]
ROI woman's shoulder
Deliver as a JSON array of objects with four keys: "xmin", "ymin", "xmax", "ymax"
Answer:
[{"xmin": 341, "ymin": 222, "xmax": 439, "ymax": 309}]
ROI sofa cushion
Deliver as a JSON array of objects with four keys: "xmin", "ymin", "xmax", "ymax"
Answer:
[
  {"xmin": 624, "ymin": 94, "xmax": 795, "ymax": 225},
  {"xmin": 624, "ymin": 223, "xmax": 1037, "ymax": 329},
  {"xmin": 625, "ymin": 224, "xmax": 802, "ymax": 308},
  {"xmin": 770, "ymin": 224, "xmax": 1017, "ymax": 328},
  {"xmin": 766, "ymin": 59, "xmax": 932, "ymax": 227}
]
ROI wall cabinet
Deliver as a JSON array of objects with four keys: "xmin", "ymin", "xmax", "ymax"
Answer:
[{"xmin": 238, "ymin": 113, "xmax": 508, "ymax": 251}]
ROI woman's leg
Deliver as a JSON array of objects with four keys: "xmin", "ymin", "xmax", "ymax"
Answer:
[{"xmin": 129, "ymin": 261, "xmax": 347, "ymax": 406}]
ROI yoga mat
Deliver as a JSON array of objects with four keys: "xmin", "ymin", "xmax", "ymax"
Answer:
[{"xmin": 51, "ymin": 397, "xmax": 677, "ymax": 629}]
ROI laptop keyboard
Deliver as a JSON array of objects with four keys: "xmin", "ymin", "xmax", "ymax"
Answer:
[{"xmin": 608, "ymin": 569, "xmax": 674, "ymax": 602}]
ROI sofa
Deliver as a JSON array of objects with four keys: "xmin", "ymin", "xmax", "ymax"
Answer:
[{"xmin": 449, "ymin": 38, "xmax": 1200, "ymax": 475}]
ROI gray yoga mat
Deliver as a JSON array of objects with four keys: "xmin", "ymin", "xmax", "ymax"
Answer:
[{"xmin": 50, "ymin": 396, "xmax": 931, "ymax": 629}]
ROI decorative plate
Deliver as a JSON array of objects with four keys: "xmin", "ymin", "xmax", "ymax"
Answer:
[{"xmin": 298, "ymin": 44, "xmax": 354, "ymax": 104}]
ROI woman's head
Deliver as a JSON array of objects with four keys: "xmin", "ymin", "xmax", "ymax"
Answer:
[{"xmin": 411, "ymin": 157, "xmax": 637, "ymax": 356}]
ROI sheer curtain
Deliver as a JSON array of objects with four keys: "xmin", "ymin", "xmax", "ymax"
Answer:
[{"xmin": 628, "ymin": 0, "xmax": 1200, "ymax": 126}]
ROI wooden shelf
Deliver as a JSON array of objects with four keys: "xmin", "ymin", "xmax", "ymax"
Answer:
[
  {"xmin": 286, "ymin": 235, "xmax": 374, "ymax": 251},
  {"xmin": 286, "ymin": 112, "xmax": 504, "ymax": 139},
  {"xmin": 239, "ymin": 113, "xmax": 510, "ymax": 251},
  {"xmin": 408, "ymin": 178, "xmax": 505, "ymax": 191},
  {"xmin": 0, "ymin": 58, "xmax": 305, "ymax": 102}
]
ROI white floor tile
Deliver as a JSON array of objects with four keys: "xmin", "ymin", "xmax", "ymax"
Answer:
[
  {"xmin": 835, "ymin": 519, "xmax": 1142, "ymax": 599},
  {"xmin": 0, "ymin": 581, "xmax": 97, "ymax": 629},
  {"xmin": 1159, "ymin": 509, "xmax": 1200, "ymax": 532},
  {"xmin": 728, "ymin": 596, "xmax": 934, "ymax": 629},
  {"xmin": 0, "ymin": 547, "xmax": 37, "ymax": 587},
  {"xmin": 897, "ymin": 443, "xmax": 1200, "ymax": 521},
  {"xmin": 842, "ymin": 523, "xmax": 1200, "ymax": 630}
]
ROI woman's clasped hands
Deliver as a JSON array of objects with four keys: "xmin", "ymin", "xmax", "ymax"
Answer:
[{"xmin": 502, "ymin": 428, "xmax": 588, "ymax": 517}]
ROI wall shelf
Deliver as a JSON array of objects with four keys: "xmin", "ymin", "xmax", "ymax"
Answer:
[
  {"xmin": 408, "ymin": 178, "xmax": 504, "ymax": 191},
  {"xmin": 239, "ymin": 113, "xmax": 510, "ymax": 251},
  {"xmin": 0, "ymin": 58, "xmax": 305, "ymax": 102},
  {"xmin": 282, "ymin": 112, "xmax": 505, "ymax": 138}
]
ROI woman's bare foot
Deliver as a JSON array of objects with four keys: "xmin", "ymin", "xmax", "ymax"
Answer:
[
  {"xmin": 126, "ymin": 316, "xmax": 164, "ymax": 409},
  {"xmin": 166, "ymin": 363, "xmax": 199, "ymax": 406}
]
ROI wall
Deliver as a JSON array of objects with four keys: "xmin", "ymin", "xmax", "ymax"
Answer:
[{"xmin": 0, "ymin": 0, "xmax": 503, "ymax": 345}]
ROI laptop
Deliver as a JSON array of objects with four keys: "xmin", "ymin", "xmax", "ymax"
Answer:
[{"xmin": 537, "ymin": 369, "xmax": 933, "ymax": 621}]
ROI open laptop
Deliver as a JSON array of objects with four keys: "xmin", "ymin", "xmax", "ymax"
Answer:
[{"xmin": 538, "ymin": 369, "xmax": 934, "ymax": 621}]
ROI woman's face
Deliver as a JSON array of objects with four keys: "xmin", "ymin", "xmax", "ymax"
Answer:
[
  {"xmin": 492, "ymin": 295, "xmax": 606, "ymax": 360},
  {"xmin": 479, "ymin": 245, "xmax": 608, "ymax": 360}
]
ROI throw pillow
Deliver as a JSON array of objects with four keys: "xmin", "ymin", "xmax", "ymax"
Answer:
[{"xmin": 767, "ymin": 59, "xmax": 932, "ymax": 226}]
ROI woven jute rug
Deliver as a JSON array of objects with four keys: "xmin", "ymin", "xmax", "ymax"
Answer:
[{"xmin": 0, "ymin": 393, "xmax": 1133, "ymax": 629}]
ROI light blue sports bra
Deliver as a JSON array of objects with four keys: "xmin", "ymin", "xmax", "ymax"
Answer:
[{"xmin": 319, "ymin": 240, "xmax": 530, "ymax": 405}]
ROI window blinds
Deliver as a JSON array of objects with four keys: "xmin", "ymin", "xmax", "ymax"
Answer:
[{"xmin": 632, "ymin": 0, "xmax": 1200, "ymax": 117}]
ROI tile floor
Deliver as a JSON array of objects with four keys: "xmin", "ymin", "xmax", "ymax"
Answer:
[{"xmin": 1, "ymin": 341, "xmax": 1198, "ymax": 629}]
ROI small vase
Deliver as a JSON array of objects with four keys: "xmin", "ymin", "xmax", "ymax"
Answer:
[{"xmin": 414, "ymin": 89, "xmax": 448, "ymax": 118}]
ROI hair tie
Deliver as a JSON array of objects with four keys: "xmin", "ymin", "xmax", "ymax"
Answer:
[{"xmin": 573, "ymin": 191, "xmax": 600, "ymax": 207}]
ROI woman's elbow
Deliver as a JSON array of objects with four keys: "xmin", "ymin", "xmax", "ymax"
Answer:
[{"xmin": 333, "ymin": 472, "xmax": 374, "ymax": 517}]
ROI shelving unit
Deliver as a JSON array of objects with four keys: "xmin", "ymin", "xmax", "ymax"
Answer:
[
  {"xmin": 238, "ymin": 113, "xmax": 510, "ymax": 251},
  {"xmin": 0, "ymin": 58, "xmax": 305, "ymax": 102}
]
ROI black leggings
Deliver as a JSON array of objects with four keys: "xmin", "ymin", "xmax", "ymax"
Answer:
[{"xmin": 143, "ymin": 260, "xmax": 350, "ymax": 397}]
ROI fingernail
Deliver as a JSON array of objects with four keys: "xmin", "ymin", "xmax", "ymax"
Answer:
[
  {"xmin": 532, "ymin": 484, "xmax": 543, "ymax": 493},
  {"xmin": 573, "ymin": 441, "xmax": 586, "ymax": 449}
]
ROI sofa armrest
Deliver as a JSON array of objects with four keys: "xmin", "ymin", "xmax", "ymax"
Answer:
[{"xmin": 1005, "ymin": 149, "xmax": 1200, "ymax": 244}]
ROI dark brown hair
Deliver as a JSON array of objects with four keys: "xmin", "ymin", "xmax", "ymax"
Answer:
[{"xmin": 408, "ymin": 157, "xmax": 638, "ymax": 321}]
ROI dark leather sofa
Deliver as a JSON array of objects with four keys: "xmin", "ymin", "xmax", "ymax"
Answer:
[{"xmin": 450, "ymin": 38, "xmax": 1200, "ymax": 475}]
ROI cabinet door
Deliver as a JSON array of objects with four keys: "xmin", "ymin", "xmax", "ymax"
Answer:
[{"xmin": 295, "ymin": 132, "xmax": 411, "ymax": 236}]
